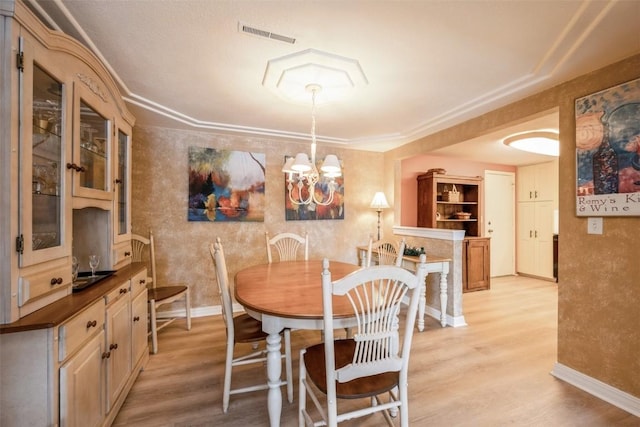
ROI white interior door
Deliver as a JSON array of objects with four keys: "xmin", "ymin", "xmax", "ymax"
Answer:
[{"xmin": 484, "ymin": 171, "xmax": 515, "ymax": 277}]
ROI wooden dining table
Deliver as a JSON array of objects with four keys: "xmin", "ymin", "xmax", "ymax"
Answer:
[{"xmin": 234, "ymin": 259, "xmax": 361, "ymax": 427}]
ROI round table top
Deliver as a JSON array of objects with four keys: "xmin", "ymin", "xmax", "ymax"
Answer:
[{"xmin": 234, "ymin": 260, "xmax": 361, "ymax": 320}]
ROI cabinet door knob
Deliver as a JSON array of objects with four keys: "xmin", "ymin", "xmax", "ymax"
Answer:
[
  {"xmin": 86, "ymin": 320, "xmax": 97, "ymax": 329},
  {"xmin": 102, "ymin": 351, "xmax": 111, "ymax": 359},
  {"xmin": 114, "ymin": 178, "xmax": 123, "ymax": 184},
  {"xmin": 119, "ymin": 288, "xmax": 128, "ymax": 294},
  {"xmin": 133, "ymin": 316, "xmax": 140, "ymax": 322},
  {"xmin": 50, "ymin": 277, "xmax": 62, "ymax": 285},
  {"xmin": 139, "ymin": 279, "xmax": 145, "ymax": 284},
  {"xmin": 124, "ymin": 251, "xmax": 131, "ymax": 257},
  {"xmin": 109, "ymin": 343, "xmax": 118, "ymax": 350}
]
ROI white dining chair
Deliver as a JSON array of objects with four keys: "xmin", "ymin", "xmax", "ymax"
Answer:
[
  {"xmin": 366, "ymin": 237, "xmax": 406, "ymax": 267},
  {"xmin": 209, "ymin": 237, "xmax": 293, "ymax": 412},
  {"xmin": 131, "ymin": 230, "xmax": 191, "ymax": 354},
  {"xmin": 298, "ymin": 256, "xmax": 428, "ymax": 426},
  {"xmin": 265, "ymin": 231, "xmax": 309, "ymax": 263}
]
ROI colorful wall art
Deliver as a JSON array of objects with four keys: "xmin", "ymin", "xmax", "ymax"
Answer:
[
  {"xmin": 284, "ymin": 171, "xmax": 344, "ymax": 221},
  {"xmin": 575, "ymin": 77, "xmax": 640, "ymax": 216},
  {"xmin": 188, "ymin": 147, "xmax": 265, "ymax": 222}
]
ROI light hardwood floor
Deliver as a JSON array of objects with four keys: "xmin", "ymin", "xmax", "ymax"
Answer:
[{"xmin": 113, "ymin": 275, "xmax": 637, "ymax": 426}]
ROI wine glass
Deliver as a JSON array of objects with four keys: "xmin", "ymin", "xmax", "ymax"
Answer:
[
  {"xmin": 88, "ymin": 255, "xmax": 100, "ymax": 277},
  {"xmin": 71, "ymin": 256, "xmax": 79, "ymax": 282}
]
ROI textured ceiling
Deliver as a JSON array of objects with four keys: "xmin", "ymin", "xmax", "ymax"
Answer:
[{"xmin": 27, "ymin": 0, "xmax": 640, "ymax": 165}]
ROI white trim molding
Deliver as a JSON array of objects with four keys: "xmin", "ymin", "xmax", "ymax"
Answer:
[
  {"xmin": 393, "ymin": 226, "xmax": 466, "ymax": 241},
  {"xmin": 551, "ymin": 363, "xmax": 640, "ymax": 417}
]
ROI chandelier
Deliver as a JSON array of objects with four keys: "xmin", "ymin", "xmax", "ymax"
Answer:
[{"xmin": 282, "ymin": 84, "xmax": 341, "ymax": 206}]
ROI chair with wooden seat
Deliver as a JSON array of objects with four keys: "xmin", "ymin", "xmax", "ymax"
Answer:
[
  {"xmin": 131, "ymin": 230, "xmax": 191, "ymax": 354},
  {"xmin": 298, "ymin": 256, "xmax": 428, "ymax": 427},
  {"xmin": 209, "ymin": 237, "xmax": 293, "ymax": 412},
  {"xmin": 265, "ymin": 231, "xmax": 309, "ymax": 263},
  {"xmin": 366, "ymin": 237, "xmax": 406, "ymax": 267}
]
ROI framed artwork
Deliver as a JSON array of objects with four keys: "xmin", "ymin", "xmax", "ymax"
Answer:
[
  {"xmin": 284, "ymin": 168, "xmax": 344, "ymax": 221},
  {"xmin": 188, "ymin": 147, "xmax": 265, "ymax": 222},
  {"xmin": 575, "ymin": 77, "xmax": 640, "ymax": 216}
]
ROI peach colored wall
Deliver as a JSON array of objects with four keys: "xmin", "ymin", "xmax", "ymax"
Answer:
[
  {"xmin": 384, "ymin": 54, "xmax": 640, "ymax": 399},
  {"xmin": 399, "ymin": 155, "xmax": 516, "ymax": 226}
]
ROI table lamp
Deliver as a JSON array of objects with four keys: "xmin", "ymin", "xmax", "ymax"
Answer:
[{"xmin": 370, "ymin": 192, "xmax": 390, "ymax": 241}]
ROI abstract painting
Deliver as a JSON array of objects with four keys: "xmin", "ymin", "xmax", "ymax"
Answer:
[
  {"xmin": 284, "ymin": 167, "xmax": 344, "ymax": 221},
  {"xmin": 575, "ymin": 77, "xmax": 640, "ymax": 216},
  {"xmin": 188, "ymin": 147, "xmax": 265, "ymax": 222}
]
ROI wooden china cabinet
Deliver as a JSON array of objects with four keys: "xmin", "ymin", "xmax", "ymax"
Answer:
[
  {"xmin": 417, "ymin": 172, "xmax": 490, "ymax": 292},
  {"xmin": 0, "ymin": 2, "xmax": 145, "ymax": 426}
]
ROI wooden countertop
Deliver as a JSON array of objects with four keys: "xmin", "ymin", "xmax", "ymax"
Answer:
[{"xmin": 0, "ymin": 262, "xmax": 146, "ymax": 334}]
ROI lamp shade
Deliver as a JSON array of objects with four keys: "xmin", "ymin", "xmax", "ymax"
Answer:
[
  {"xmin": 282, "ymin": 156, "xmax": 296, "ymax": 173},
  {"xmin": 291, "ymin": 153, "xmax": 312, "ymax": 172},
  {"xmin": 320, "ymin": 154, "xmax": 341, "ymax": 173},
  {"xmin": 370, "ymin": 192, "xmax": 390, "ymax": 210}
]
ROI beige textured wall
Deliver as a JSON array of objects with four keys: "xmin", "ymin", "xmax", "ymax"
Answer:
[
  {"xmin": 386, "ymin": 54, "xmax": 640, "ymax": 398},
  {"xmin": 131, "ymin": 126, "xmax": 384, "ymax": 309}
]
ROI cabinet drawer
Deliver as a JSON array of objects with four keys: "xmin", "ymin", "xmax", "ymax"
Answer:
[
  {"xmin": 104, "ymin": 280, "xmax": 130, "ymax": 305},
  {"xmin": 18, "ymin": 264, "xmax": 71, "ymax": 307},
  {"xmin": 112, "ymin": 242, "xmax": 133, "ymax": 268},
  {"xmin": 59, "ymin": 298, "xmax": 105, "ymax": 362},
  {"xmin": 130, "ymin": 268, "xmax": 148, "ymax": 297}
]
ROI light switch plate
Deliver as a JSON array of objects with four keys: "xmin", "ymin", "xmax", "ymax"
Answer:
[{"xmin": 587, "ymin": 217, "xmax": 603, "ymax": 234}]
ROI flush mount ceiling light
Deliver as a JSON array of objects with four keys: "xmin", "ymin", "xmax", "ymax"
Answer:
[
  {"xmin": 503, "ymin": 131, "xmax": 559, "ymax": 156},
  {"xmin": 262, "ymin": 48, "xmax": 368, "ymax": 105}
]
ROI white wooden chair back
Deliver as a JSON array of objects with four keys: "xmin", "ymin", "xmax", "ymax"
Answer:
[
  {"xmin": 366, "ymin": 238, "xmax": 405, "ymax": 267},
  {"xmin": 265, "ymin": 231, "xmax": 309, "ymax": 263},
  {"xmin": 131, "ymin": 231, "xmax": 155, "ymax": 287},
  {"xmin": 209, "ymin": 238, "xmax": 234, "ymax": 337},
  {"xmin": 320, "ymin": 256, "xmax": 428, "ymax": 424}
]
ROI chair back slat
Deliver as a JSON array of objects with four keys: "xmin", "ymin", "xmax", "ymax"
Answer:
[
  {"xmin": 210, "ymin": 238, "xmax": 233, "ymax": 334},
  {"xmin": 131, "ymin": 231, "xmax": 157, "ymax": 288},
  {"xmin": 265, "ymin": 231, "xmax": 309, "ymax": 263},
  {"xmin": 322, "ymin": 259, "xmax": 428, "ymax": 384},
  {"xmin": 366, "ymin": 238, "xmax": 406, "ymax": 267},
  {"xmin": 130, "ymin": 234, "xmax": 149, "ymax": 263}
]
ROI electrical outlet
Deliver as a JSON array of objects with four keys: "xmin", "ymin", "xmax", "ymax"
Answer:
[{"xmin": 587, "ymin": 217, "xmax": 603, "ymax": 235}]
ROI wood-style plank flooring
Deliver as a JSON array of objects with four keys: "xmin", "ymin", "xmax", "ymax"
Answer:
[{"xmin": 113, "ymin": 276, "xmax": 638, "ymax": 426}]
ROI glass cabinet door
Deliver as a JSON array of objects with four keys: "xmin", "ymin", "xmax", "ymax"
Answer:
[
  {"xmin": 79, "ymin": 101, "xmax": 109, "ymax": 194},
  {"xmin": 70, "ymin": 85, "xmax": 112, "ymax": 200},
  {"xmin": 20, "ymin": 63, "xmax": 67, "ymax": 266},
  {"xmin": 114, "ymin": 127, "xmax": 131, "ymax": 242}
]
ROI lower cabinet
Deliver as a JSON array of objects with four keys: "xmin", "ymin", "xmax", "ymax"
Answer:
[
  {"xmin": 59, "ymin": 330, "xmax": 105, "ymax": 427},
  {"xmin": 462, "ymin": 237, "xmax": 491, "ymax": 292},
  {"xmin": 517, "ymin": 200, "xmax": 555, "ymax": 280},
  {"xmin": 0, "ymin": 265, "xmax": 148, "ymax": 427},
  {"xmin": 105, "ymin": 285, "xmax": 132, "ymax": 412}
]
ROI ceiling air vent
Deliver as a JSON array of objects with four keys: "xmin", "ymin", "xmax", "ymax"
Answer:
[{"xmin": 239, "ymin": 22, "xmax": 296, "ymax": 45}]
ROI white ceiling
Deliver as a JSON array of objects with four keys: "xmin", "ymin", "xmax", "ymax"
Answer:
[{"xmin": 27, "ymin": 0, "xmax": 640, "ymax": 165}]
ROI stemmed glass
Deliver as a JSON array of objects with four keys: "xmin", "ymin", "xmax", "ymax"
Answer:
[
  {"xmin": 88, "ymin": 255, "xmax": 100, "ymax": 277},
  {"xmin": 71, "ymin": 256, "xmax": 79, "ymax": 282}
]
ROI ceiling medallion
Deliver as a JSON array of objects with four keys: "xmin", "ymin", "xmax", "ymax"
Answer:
[{"xmin": 262, "ymin": 48, "xmax": 368, "ymax": 105}]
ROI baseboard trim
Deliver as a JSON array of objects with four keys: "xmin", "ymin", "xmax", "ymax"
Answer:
[
  {"xmin": 551, "ymin": 362, "xmax": 640, "ymax": 417},
  {"xmin": 424, "ymin": 306, "xmax": 466, "ymax": 327}
]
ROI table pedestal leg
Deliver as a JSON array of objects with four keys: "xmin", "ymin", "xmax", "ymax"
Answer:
[
  {"xmin": 417, "ymin": 277, "xmax": 426, "ymax": 332},
  {"xmin": 439, "ymin": 265, "xmax": 449, "ymax": 327},
  {"xmin": 266, "ymin": 332, "xmax": 282, "ymax": 427}
]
